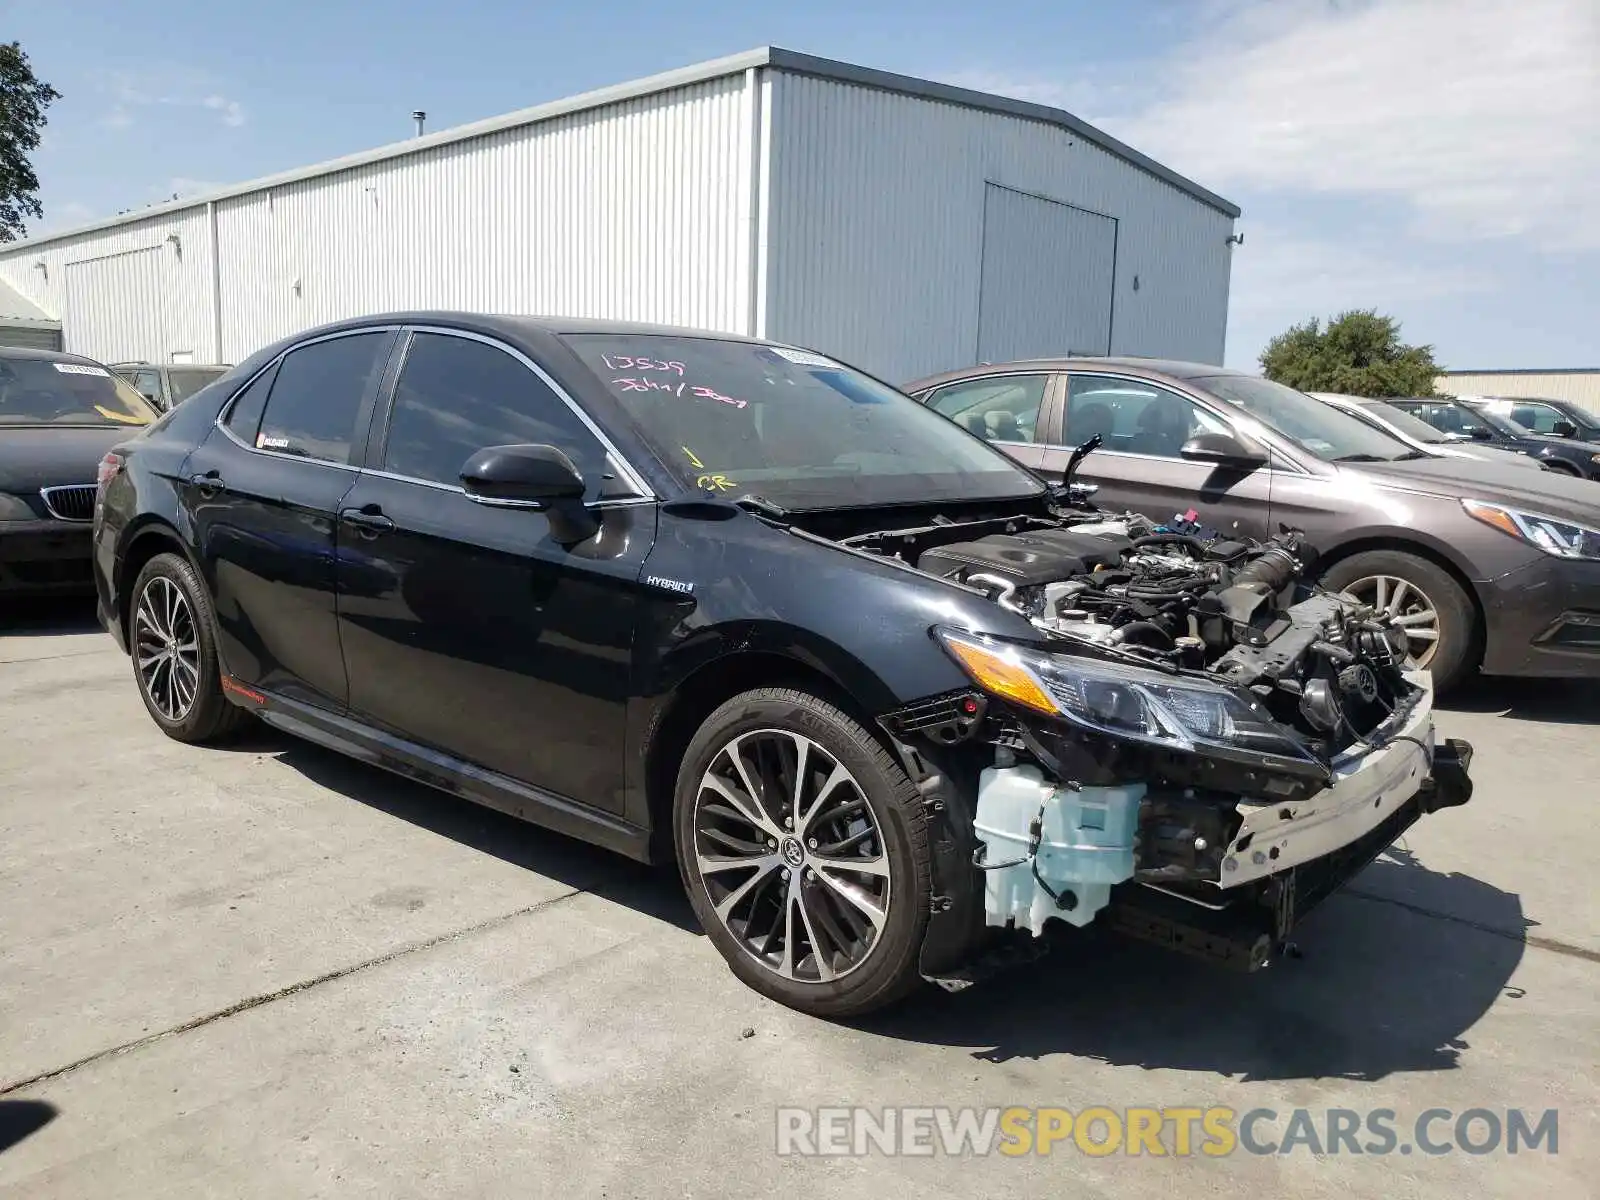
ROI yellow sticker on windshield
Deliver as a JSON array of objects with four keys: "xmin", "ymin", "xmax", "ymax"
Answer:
[
  {"xmin": 95, "ymin": 404, "xmax": 148, "ymax": 425},
  {"xmin": 696, "ymin": 473, "xmax": 736, "ymax": 492}
]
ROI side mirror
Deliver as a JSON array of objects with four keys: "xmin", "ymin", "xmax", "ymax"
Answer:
[
  {"xmin": 1466, "ymin": 427, "xmax": 1494, "ymax": 442},
  {"xmin": 460, "ymin": 443, "xmax": 598, "ymax": 544},
  {"xmin": 1179, "ymin": 431, "xmax": 1269, "ymax": 467},
  {"xmin": 460, "ymin": 443, "xmax": 585, "ymax": 505},
  {"xmin": 1552, "ymin": 420, "xmax": 1578, "ymax": 439}
]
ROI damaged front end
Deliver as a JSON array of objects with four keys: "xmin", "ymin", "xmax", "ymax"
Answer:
[{"xmin": 870, "ymin": 517, "xmax": 1475, "ymax": 981}]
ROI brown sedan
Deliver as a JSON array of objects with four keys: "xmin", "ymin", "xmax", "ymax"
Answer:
[{"xmin": 904, "ymin": 357, "xmax": 1600, "ymax": 691}]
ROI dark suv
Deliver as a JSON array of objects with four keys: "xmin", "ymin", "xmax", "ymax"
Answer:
[
  {"xmin": 92, "ymin": 313, "xmax": 1473, "ymax": 1017},
  {"xmin": 1458, "ymin": 395, "xmax": 1600, "ymax": 443},
  {"xmin": 111, "ymin": 362, "xmax": 233, "ymax": 412},
  {"xmin": 1386, "ymin": 397, "xmax": 1600, "ymax": 479}
]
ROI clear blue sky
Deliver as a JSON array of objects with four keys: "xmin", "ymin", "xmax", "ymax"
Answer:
[{"xmin": 7, "ymin": 0, "xmax": 1597, "ymax": 371}]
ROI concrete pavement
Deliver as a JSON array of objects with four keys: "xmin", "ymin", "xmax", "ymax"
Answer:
[{"xmin": 2, "ymin": 601, "xmax": 1595, "ymax": 1197}]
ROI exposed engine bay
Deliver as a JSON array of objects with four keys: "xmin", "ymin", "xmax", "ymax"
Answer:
[
  {"xmin": 848, "ymin": 508, "xmax": 1417, "ymax": 757},
  {"xmin": 841, "ymin": 497, "xmax": 1475, "ymax": 978}
]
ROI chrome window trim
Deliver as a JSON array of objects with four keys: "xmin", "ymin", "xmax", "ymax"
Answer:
[
  {"xmin": 212, "ymin": 326, "xmax": 405, "ymax": 471},
  {"xmin": 402, "ymin": 325, "xmax": 658, "ymax": 501},
  {"xmin": 355, "ymin": 464, "xmax": 655, "ymax": 511}
]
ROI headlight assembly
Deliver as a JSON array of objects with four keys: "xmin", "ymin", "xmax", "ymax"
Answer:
[
  {"xmin": 935, "ymin": 627, "xmax": 1323, "ymax": 770},
  {"xmin": 1462, "ymin": 499, "xmax": 1600, "ymax": 561},
  {"xmin": 0, "ymin": 492, "xmax": 37, "ymax": 521}
]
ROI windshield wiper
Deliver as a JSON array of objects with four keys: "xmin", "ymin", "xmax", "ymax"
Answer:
[
  {"xmin": 1392, "ymin": 450, "xmax": 1431, "ymax": 460},
  {"xmin": 734, "ymin": 493, "xmax": 789, "ymax": 520},
  {"xmin": 1330, "ymin": 453, "xmax": 1391, "ymax": 463}
]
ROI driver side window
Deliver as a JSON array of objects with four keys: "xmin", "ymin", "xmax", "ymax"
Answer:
[{"xmin": 1064, "ymin": 374, "xmax": 1229, "ymax": 458}]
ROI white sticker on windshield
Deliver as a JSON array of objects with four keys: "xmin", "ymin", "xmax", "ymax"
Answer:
[
  {"xmin": 53, "ymin": 362, "xmax": 111, "ymax": 377},
  {"xmin": 770, "ymin": 346, "xmax": 840, "ymax": 369}
]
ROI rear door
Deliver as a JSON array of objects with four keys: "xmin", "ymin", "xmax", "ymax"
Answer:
[
  {"xmin": 334, "ymin": 328, "xmax": 655, "ymax": 812},
  {"xmin": 1041, "ymin": 372, "xmax": 1277, "ymax": 538},
  {"xmin": 182, "ymin": 328, "xmax": 397, "ymax": 709}
]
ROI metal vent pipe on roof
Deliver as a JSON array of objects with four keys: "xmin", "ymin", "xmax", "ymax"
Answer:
[{"xmin": 412, "ymin": 110, "xmax": 427, "ymax": 137}]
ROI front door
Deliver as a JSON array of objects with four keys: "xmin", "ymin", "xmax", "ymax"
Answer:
[
  {"xmin": 334, "ymin": 329, "xmax": 654, "ymax": 814},
  {"xmin": 1041, "ymin": 372, "xmax": 1276, "ymax": 539},
  {"xmin": 182, "ymin": 329, "xmax": 395, "ymax": 710}
]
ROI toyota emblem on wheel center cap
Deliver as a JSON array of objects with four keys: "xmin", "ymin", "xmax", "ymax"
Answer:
[{"xmin": 780, "ymin": 837, "xmax": 806, "ymax": 868}]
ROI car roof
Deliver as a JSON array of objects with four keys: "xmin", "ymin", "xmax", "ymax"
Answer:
[
  {"xmin": 0, "ymin": 346, "xmax": 106, "ymax": 367},
  {"xmin": 905, "ymin": 355, "xmax": 1251, "ymax": 391}
]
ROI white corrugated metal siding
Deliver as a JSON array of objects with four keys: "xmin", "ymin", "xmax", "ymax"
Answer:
[
  {"xmin": 761, "ymin": 73, "xmax": 1234, "ymax": 383},
  {"xmin": 976, "ymin": 183, "xmax": 1117, "ymax": 362},
  {"xmin": 213, "ymin": 76, "xmax": 749, "ymax": 361},
  {"xmin": 0, "ymin": 208, "xmax": 215, "ymax": 364},
  {"xmin": 0, "ymin": 77, "xmax": 751, "ymax": 365}
]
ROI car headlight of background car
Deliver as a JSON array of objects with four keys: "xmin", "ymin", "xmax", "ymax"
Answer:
[
  {"xmin": 935, "ymin": 627, "xmax": 1324, "ymax": 770},
  {"xmin": 1463, "ymin": 500, "xmax": 1600, "ymax": 561},
  {"xmin": 0, "ymin": 492, "xmax": 38, "ymax": 522}
]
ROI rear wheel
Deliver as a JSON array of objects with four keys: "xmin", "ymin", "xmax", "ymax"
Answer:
[
  {"xmin": 674, "ymin": 688, "xmax": 931, "ymax": 1018},
  {"xmin": 130, "ymin": 552, "xmax": 248, "ymax": 743},
  {"xmin": 1319, "ymin": 550, "xmax": 1477, "ymax": 691},
  {"xmin": 1543, "ymin": 460, "xmax": 1580, "ymax": 476}
]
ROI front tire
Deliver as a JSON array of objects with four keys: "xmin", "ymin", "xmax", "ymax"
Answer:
[
  {"xmin": 674, "ymin": 688, "xmax": 931, "ymax": 1018},
  {"xmin": 129, "ymin": 552, "xmax": 248, "ymax": 744},
  {"xmin": 1319, "ymin": 550, "xmax": 1477, "ymax": 691}
]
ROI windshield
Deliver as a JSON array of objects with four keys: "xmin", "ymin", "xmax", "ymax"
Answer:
[
  {"xmin": 1358, "ymin": 399, "xmax": 1451, "ymax": 444},
  {"xmin": 1193, "ymin": 374, "xmax": 1419, "ymax": 462},
  {"xmin": 168, "ymin": 366, "xmax": 229, "ymax": 403},
  {"xmin": 561, "ymin": 335, "xmax": 1046, "ymax": 509},
  {"xmin": 0, "ymin": 357, "xmax": 158, "ymax": 427}
]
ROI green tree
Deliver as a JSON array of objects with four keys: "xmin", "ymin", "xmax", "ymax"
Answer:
[
  {"xmin": 0, "ymin": 41, "xmax": 60, "ymax": 242},
  {"xmin": 1259, "ymin": 310, "xmax": 1441, "ymax": 398}
]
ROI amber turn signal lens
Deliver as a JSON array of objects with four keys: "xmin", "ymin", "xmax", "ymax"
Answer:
[{"xmin": 940, "ymin": 635, "xmax": 1058, "ymax": 715}]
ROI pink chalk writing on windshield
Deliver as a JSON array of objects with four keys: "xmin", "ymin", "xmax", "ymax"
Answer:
[
  {"xmin": 610, "ymin": 377, "xmax": 748, "ymax": 410},
  {"xmin": 689, "ymin": 385, "xmax": 747, "ymax": 410},
  {"xmin": 612, "ymin": 376, "xmax": 685, "ymax": 395},
  {"xmin": 601, "ymin": 354, "xmax": 685, "ymax": 375}
]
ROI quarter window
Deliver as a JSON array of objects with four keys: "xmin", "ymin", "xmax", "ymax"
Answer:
[
  {"xmin": 223, "ymin": 366, "xmax": 275, "ymax": 443},
  {"xmin": 1065, "ymin": 374, "xmax": 1230, "ymax": 457},
  {"xmin": 381, "ymin": 333, "xmax": 621, "ymax": 496},
  {"xmin": 926, "ymin": 375, "xmax": 1048, "ymax": 443},
  {"xmin": 255, "ymin": 333, "xmax": 389, "ymax": 464}
]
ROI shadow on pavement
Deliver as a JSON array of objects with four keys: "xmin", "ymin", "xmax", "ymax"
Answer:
[
  {"xmin": 269, "ymin": 736, "xmax": 699, "ymax": 936},
  {"xmin": 0, "ymin": 1100, "xmax": 58, "ymax": 1154},
  {"xmin": 202, "ymin": 721, "xmax": 1525, "ymax": 1084},
  {"xmin": 1443, "ymin": 675, "xmax": 1600, "ymax": 726},
  {"xmin": 0, "ymin": 596, "xmax": 102, "ymax": 637},
  {"xmin": 856, "ymin": 848, "xmax": 1527, "ymax": 1082}
]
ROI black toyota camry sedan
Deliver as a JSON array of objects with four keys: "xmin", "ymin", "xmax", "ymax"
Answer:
[
  {"xmin": 0, "ymin": 347, "xmax": 159, "ymax": 597},
  {"xmin": 92, "ymin": 313, "xmax": 1472, "ymax": 1017}
]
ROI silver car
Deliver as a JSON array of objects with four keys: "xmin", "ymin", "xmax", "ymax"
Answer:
[{"xmin": 1310, "ymin": 393, "xmax": 1547, "ymax": 471}]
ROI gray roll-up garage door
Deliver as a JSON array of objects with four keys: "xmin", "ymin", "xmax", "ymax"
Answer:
[
  {"xmin": 63, "ymin": 245, "xmax": 168, "ymax": 363},
  {"xmin": 977, "ymin": 184, "xmax": 1116, "ymax": 364},
  {"xmin": 0, "ymin": 325, "xmax": 64, "ymax": 351}
]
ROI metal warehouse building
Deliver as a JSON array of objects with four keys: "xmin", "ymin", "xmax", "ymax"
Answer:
[
  {"xmin": 1438, "ymin": 369, "xmax": 1600, "ymax": 414},
  {"xmin": 0, "ymin": 47, "xmax": 1238, "ymax": 384}
]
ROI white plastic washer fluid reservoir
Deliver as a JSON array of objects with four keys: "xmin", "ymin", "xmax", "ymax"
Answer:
[{"xmin": 973, "ymin": 763, "xmax": 1145, "ymax": 935}]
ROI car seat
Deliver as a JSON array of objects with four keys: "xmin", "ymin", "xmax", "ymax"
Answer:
[
  {"xmin": 1071, "ymin": 402, "xmax": 1114, "ymax": 445},
  {"xmin": 1133, "ymin": 395, "xmax": 1193, "ymax": 456},
  {"xmin": 990, "ymin": 411, "xmax": 1022, "ymax": 442},
  {"xmin": 962, "ymin": 413, "xmax": 988, "ymax": 437}
]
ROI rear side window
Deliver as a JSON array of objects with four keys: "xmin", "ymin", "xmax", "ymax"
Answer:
[
  {"xmin": 926, "ymin": 375, "xmax": 1048, "ymax": 443},
  {"xmin": 255, "ymin": 333, "xmax": 388, "ymax": 464},
  {"xmin": 381, "ymin": 332, "xmax": 624, "ymax": 497},
  {"xmin": 223, "ymin": 367, "xmax": 275, "ymax": 442},
  {"xmin": 168, "ymin": 367, "xmax": 229, "ymax": 403}
]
